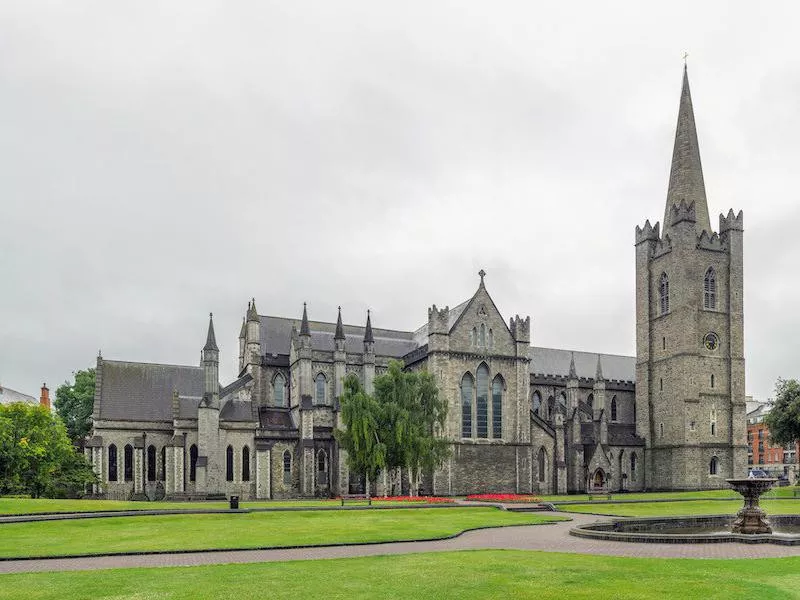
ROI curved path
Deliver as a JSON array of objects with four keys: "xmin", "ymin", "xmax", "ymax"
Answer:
[{"xmin": 3, "ymin": 511, "xmax": 800, "ymax": 574}]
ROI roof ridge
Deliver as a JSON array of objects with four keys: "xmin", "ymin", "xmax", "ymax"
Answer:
[{"xmin": 101, "ymin": 359, "xmax": 203, "ymax": 370}]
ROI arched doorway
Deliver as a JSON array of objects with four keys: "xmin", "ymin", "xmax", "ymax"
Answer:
[{"xmin": 592, "ymin": 468, "xmax": 605, "ymax": 490}]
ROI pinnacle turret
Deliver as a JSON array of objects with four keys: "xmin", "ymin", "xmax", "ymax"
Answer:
[
  {"xmin": 334, "ymin": 306, "xmax": 345, "ymax": 340},
  {"xmin": 595, "ymin": 354, "xmax": 604, "ymax": 381},
  {"xmin": 239, "ymin": 317, "xmax": 246, "ymax": 339},
  {"xmin": 664, "ymin": 65, "xmax": 711, "ymax": 235},
  {"xmin": 364, "ymin": 309, "xmax": 374, "ymax": 343},
  {"xmin": 247, "ymin": 298, "xmax": 259, "ymax": 322},
  {"xmin": 568, "ymin": 352, "xmax": 577, "ymax": 380},
  {"xmin": 300, "ymin": 303, "xmax": 310, "ymax": 336},
  {"xmin": 203, "ymin": 313, "xmax": 218, "ymax": 352}
]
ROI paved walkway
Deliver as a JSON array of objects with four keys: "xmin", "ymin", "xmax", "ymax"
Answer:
[{"xmin": 3, "ymin": 511, "xmax": 800, "ymax": 574}]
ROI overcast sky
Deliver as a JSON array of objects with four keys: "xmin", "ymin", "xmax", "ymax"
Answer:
[{"xmin": 1, "ymin": 1, "xmax": 799, "ymax": 402}]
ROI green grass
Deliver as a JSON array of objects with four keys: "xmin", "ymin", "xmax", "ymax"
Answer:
[
  {"xmin": 2, "ymin": 550, "xmax": 800, "ymax": 599},
  {"xmin": 560, "ymin": 499, "xmax": 800, "ymax": 517},
  {"xmin": 0, "ymin": 507, "xmax": 562, "ymax": 559},
  {"xmin": 0, "ymin": 497, "xmax": 447, "ymax": 515}
]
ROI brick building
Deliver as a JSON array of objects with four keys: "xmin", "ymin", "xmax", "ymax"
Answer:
[
  {"xmin": 85, "ymin": 66, "xmax": 748, "ymax": 499},
  {"xmin": 747, "ymin": 403, "xmax": 799, "ymax": 481}
]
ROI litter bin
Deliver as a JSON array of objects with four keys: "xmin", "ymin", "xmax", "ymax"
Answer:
[{"xmin": 229, "ymin": 495, "xmax": 239, "ymax": 509}]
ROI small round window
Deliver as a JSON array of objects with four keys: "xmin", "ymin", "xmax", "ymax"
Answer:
[{"xmin": 703, "ymin": 332, "xmax": 719, "ymax": 351}]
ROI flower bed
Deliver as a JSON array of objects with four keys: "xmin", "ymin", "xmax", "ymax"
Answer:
[{"xmin": 465, "ymin": 493, "xmax": 541, "ymax": 503}]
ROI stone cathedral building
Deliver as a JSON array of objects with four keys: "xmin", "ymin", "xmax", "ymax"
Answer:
[{"xmin": 86, "ymin": 67, "xmax": 747, "ymax": 499}]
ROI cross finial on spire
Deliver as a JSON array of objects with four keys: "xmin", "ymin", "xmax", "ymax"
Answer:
[
  {"xmin": 478, "ymin": 269, "xmax": 486, "ymax": 285},
  {"xmin": 682, "ymin": 51, "xmax": 689, "ymax": 66}
]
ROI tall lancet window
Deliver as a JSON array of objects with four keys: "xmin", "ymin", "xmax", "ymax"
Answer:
[
  {"xmin": 315, "ymin": 373, "xmax": 326, "ymax": 405},
  {"xmin": 476, "ymin": 364, "xmax": 489, "ymax": 438},
  {"xmin": 461, "ymin": 373, "xmax": 474, "ymax": 438},
  {"xmin": 704, "ymin": 267, "xmax": 716, "ymax": 309},
  {"xmin": 479, "ymin": 324, "xmax": 486, "ymax": 348},
  {"xmin": 491, "ymin": 375, "xmax": 503, "ymax": 438},
  {"xmin": 660, "ymin": 272, "xmax": 670, "ymax": 315},
  {"xmin": 273, "ymin": 373, "xmax": 286, "ymax": 407}
]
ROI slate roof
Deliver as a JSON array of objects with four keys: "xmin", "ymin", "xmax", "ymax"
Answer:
[
  {"xmin": 220, "ymin": 400, "xmax": 256, "ymax": 422},
  {"xmin": 530, "ymin": 347, "xmax": 635, "ymax": 382},
  {"xmin": 580, "ymin": 422, "xmax": 644, "ymax": 447},
  {"xmin": 259, "ymin": 316, "xmax": 418, "ymax": 357},
  {"xmin": 0, "ymin": 386, "xmax": 36, "ymax": 405},
  {"xmin": 97, "ymin": 360, "xmax": 204, "ymax": 422}
]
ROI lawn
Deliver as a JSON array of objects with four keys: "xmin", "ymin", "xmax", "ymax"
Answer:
[
  {"xmin": 0, "ymin": 507, "xmax": 562, "ymax": 559},
  {"xmin": 1, "ymin": 550, "xmax": 799, "ymax": 600},
  {"xmin": 560, "ymin": 499, "xmax": 800, "ymax": 517},
  {"xmin": 0, "ymin": 497, "xmax": 454, "ymax": 515}
]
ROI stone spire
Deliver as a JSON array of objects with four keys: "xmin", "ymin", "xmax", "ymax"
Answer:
[
  {"xmin": 364, "ymin": 309, "xmax": 374, "ymax": 343},
  {"xmin": 663, "ymin": 65, "xmax": 711, "ymax": 235},
  {"xmin": 568, "ymin": 352, "xmax": 577, "ymax": 380},
  {"xmin": 334, "ymin": 306, "xmax": 345, "ymax": 340},
  {"xmin": 239, "ymin": 317, "xmax": 246, "ymax": 340},
  {"xmin": 595, "ymin": 354, "xmax": 604, "ymax": 382},
  {"xmin": 203, "ymin": 313, "xmax": 218, "ymax": 352},
  {"xmin": 300, "ymin": 302, "xmax": 310, "ymax": 336}
]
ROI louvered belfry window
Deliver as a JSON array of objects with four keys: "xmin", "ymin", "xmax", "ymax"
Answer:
[{"xmin": 704, "ymin": 267, "xmax": 716, "ymax": 309}]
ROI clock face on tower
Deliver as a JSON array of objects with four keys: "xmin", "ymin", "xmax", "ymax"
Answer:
[{"xmin": 703, "ymin": 332, "xmax": 719, "ymax": 351}]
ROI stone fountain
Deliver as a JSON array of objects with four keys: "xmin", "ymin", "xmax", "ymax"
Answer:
[{"xmin": 726, "ymin": 478, "xmax": 777, "ymax": 534}]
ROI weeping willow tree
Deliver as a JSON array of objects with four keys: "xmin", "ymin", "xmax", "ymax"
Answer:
[
  {"xmin": 374, "ymin": 360, "xmax": 450, "ymax": 496},
  {"xmin": 334, "ymin": 374, "xmax": 386, "ymax": 496}
]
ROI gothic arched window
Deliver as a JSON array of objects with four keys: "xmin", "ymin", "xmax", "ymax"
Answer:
[
  {"xmin": 147, "ymin": 445, "xmax": 156, "ymax": 482},
  {"xmin": 488, "ymin": 329, "xmax": 494, "ymax": 349},
  {"xmin": 461, "ymin": 373, "xmax": 474, "ymax": 438},
  {"xmin": 537, "ymin": 447, "xmax": 547, "ymax": 483},
  {"xmin": 317, "ymin": 449, "xmax": 328, "ymax": 474},
  {"xmin": 273, "ymin": 373, "xmax": 286, "ymax": 407},
  {"xmin": 189, "ymin": 444, "xmax": 198, "ymax": 482},
  {"xmin": 631, "ymin": 453, "xmax": 637, "ymax": 478},
  {"xmin": 124, "ymin": 444, "xmax": 133, "ymax": 482},
  {"xmin": 479, "ymin": 324, "xmax": 486, "ymax": 348},
  {"xmin": 283, "ymin": 450, "xmax": 292, "ymax": 485},
  {"xmin": 160, "ymin": 446, "xmax": 166, "ymax": 481},
  {"xmin": 559, "ymin": 392, "xmax": 567, "ymax": 414},
  {"xmin": 108, "ymin": 444, "xmax": 118, "ymax": 482},
  {"xmin": 476, "ymin": 364, "xmax": 489, "ymax": 438},
  {"xmin": 226, "ymin": 445, "xmax": 234, "ymax": 482},
  {"xmin": 531, "ymin": 391, "xmax": 542, "ymax": 414},
  {"xmin": 660, "ymin": 272, "xmax": 670, "ymax": 315},
  {"xmin": 315, "ymin": 373, "xmax": 326, "ymax": 405},
  {"xmin": 611, "ymin": 396, "xmax": 618, "ymax": 422},
  {"xmin": 471, "ymin": 327, "xmax": 477, "ymax": 347},
  {"xmin": 709, "ymin": 456, "xmax": 718, "ymax": 475},
  {"xmin": 704, "ymin": 267, "xmax": 716, "ymax": 309},
  {"xmin": 586, "ymin": 393, "xmax": 594, "ymax": 410},
  {"xmin": 492, "ymin": 375, "xmax": 503, "ymax": 439},
  {"xmin": 242, "ymin": 446, "xmax": 251, "ymax": 482}
]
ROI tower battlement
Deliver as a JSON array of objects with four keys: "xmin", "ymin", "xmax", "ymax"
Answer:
[
  {"xmin": 669, "ymin": 199, "xmax": 696, "ymax": 227},
  {"xmin": 509, "ymin": 315, "xmax": 530, "ymax": 343},
  {"xmin": 427, "ymin": 304, "xmax": 450, "ymax": 334},
  {"xmin": 698, "ymin": 230, "xmax": 725, "ymax": 252},
  {"xmin": 719, "ymin": 209, "xmax": 744, "ymax": 233},
  {"xmin": 635, "ymin": 220, "xmax": 660, "ymax": 245}
]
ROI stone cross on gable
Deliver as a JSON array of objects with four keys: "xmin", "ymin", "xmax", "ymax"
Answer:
[{"xmin": 478, "ymin": 269, "xmax": 486, "ymax": 284}]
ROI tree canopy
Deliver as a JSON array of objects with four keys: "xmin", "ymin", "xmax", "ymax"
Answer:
[
  {"xmin": 55, "ymin": 367, "xmax": 95, "ymax": 445},
  {"xmin": 0, "ymin": 402, "xmax": 97, "ymax": 498},
  {"xmin": 764, "ymin": 378, "xmax": 800, "ymax": 447},
  {"xmin": 335, "ymin": 360, "xmax": 450, "ymax": 496}
]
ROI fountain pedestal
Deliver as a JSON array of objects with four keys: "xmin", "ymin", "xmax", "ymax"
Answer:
[{"xmin": 726, "ymin": 478, "xmax": 777, "ymax": 534}]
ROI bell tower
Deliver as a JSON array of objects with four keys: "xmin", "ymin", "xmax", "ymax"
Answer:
[{"xmin": 635, "ymin": 66, "xmax": 747, "ymax": 490}]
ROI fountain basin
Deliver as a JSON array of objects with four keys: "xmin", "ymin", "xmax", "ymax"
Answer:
[{"xmin": 570, "ymin": 514, "xmax": 800, "ymax": 545}]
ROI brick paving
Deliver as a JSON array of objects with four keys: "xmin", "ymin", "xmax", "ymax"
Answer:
[{"xmin": 2, "ymin": 511, "xmax": 800, "ymax": 574}]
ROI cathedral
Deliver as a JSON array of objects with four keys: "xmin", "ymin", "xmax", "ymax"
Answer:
[{"xmin": 86, "ymin": 67, "xmax": 747, "ymax": 499}]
